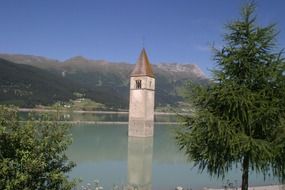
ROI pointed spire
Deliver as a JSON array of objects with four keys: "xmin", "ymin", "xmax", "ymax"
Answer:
[{"xmin": 131, "ymin": 48, "xmax": 154, "ymax": 78}]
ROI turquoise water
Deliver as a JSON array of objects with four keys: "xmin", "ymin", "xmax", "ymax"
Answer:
[
  {"xmin": 65, "ymin": 116, "xmax": 278, "ymax": 190},
  {"xmin": 18, "ymin": 112, "xmax": 278, "ymax": 189}
]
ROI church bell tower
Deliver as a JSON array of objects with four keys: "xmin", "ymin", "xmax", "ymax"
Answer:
[{"xmin": 128, "ymin": 48, "xmax": 155, "ymax": 137}]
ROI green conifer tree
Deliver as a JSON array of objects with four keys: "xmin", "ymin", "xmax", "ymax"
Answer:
[{"xmin": 177, "ymin": 3, "xmax": 285, "ymax": 190}]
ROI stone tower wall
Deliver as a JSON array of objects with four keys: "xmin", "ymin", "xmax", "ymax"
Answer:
[{"xmin": 128, "ymin": 76, "xmax": 155, "ymax": 137}]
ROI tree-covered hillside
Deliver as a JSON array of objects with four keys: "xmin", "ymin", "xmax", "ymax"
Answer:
[
  {"xmin": 0, "ymin": 54, "xmax": 208, "ymax": 110},
  {"xmin": 0, "ymin": 58, "xmax": 76, "ymax": 107}
]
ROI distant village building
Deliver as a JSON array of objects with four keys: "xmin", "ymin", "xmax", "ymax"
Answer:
[
  {"xmin": 61, "ymin": 71, "xmax": 66, "ymax": 77},
  {"xmin": 128, "ymin": 48, "xmax": 155, "ymax": 137}
]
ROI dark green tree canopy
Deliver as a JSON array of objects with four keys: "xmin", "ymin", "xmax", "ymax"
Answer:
[
  {"xmin": 177, "ymin": 3, "xmax": 285, "ymax": 190},
  {"xmin": 0, "ymin": 106, "xmax": 76, "ymax": 190}
]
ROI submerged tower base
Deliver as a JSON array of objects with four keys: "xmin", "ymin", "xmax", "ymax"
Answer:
[{"xmin": 128, "ymin": 120, "xmax": 154, "ymax": 137}]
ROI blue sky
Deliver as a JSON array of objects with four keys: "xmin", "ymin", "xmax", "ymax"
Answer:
[{"xmin": 0, "ymin": 0, "xmax": 285, "ymax": 76}]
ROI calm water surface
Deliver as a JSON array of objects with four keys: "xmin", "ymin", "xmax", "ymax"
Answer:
[{"xmin": 63, "ymin": 113, "xmax": 278, "ymax": 190}]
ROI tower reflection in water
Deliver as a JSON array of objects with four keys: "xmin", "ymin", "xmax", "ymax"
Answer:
[{"xmin": 127, "ymin": 136, "xmax": 153, "ymax": 190}]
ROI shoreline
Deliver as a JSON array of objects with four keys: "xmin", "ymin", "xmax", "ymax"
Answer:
[
  {"xmin": 205, "ymin": 184, "xmax": 284, "ymax": 190},
  {"xmin": 64, "ymin": 121, "xmax": 180, "ymax": 125},
  {"xmin": 19, "ymin": 120, "xmax": 182, "ymax": 125},
  {"xmin": 18, "ymin": 108, "xmax": 188, "ymax": 116}
]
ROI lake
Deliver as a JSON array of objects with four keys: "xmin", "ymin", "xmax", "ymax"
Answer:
[{"xmin": 54, "ymin": 112, "xmax": 278, "ymax": 190}]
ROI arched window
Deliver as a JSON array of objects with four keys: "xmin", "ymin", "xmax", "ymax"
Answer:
[{"xmin": 136, "ymin": 80, "xmax": 142, "ymax": 89}]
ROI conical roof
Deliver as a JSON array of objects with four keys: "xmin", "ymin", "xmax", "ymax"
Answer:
[{"xmin": 130, "ymin": 48, "xmax": 154, "ymax": 78}]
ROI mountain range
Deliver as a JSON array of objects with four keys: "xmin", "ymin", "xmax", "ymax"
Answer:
[{"xmin": 0, "ymin": 53, "xmax": 208, "ymax": 110}]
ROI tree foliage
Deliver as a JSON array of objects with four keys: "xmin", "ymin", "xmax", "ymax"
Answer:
[
  {"xmin": 0, "ymin": 106, "xmax": 76, "ymax": 190},
  {"xmin": 176, "ymin": 2, "xmax": 285, "ymax": 190}
]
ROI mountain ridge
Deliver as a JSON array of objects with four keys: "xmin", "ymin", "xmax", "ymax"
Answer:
[{"xmin": 0, "ymin": 53, "xmax": 207, "ymax": 78}]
